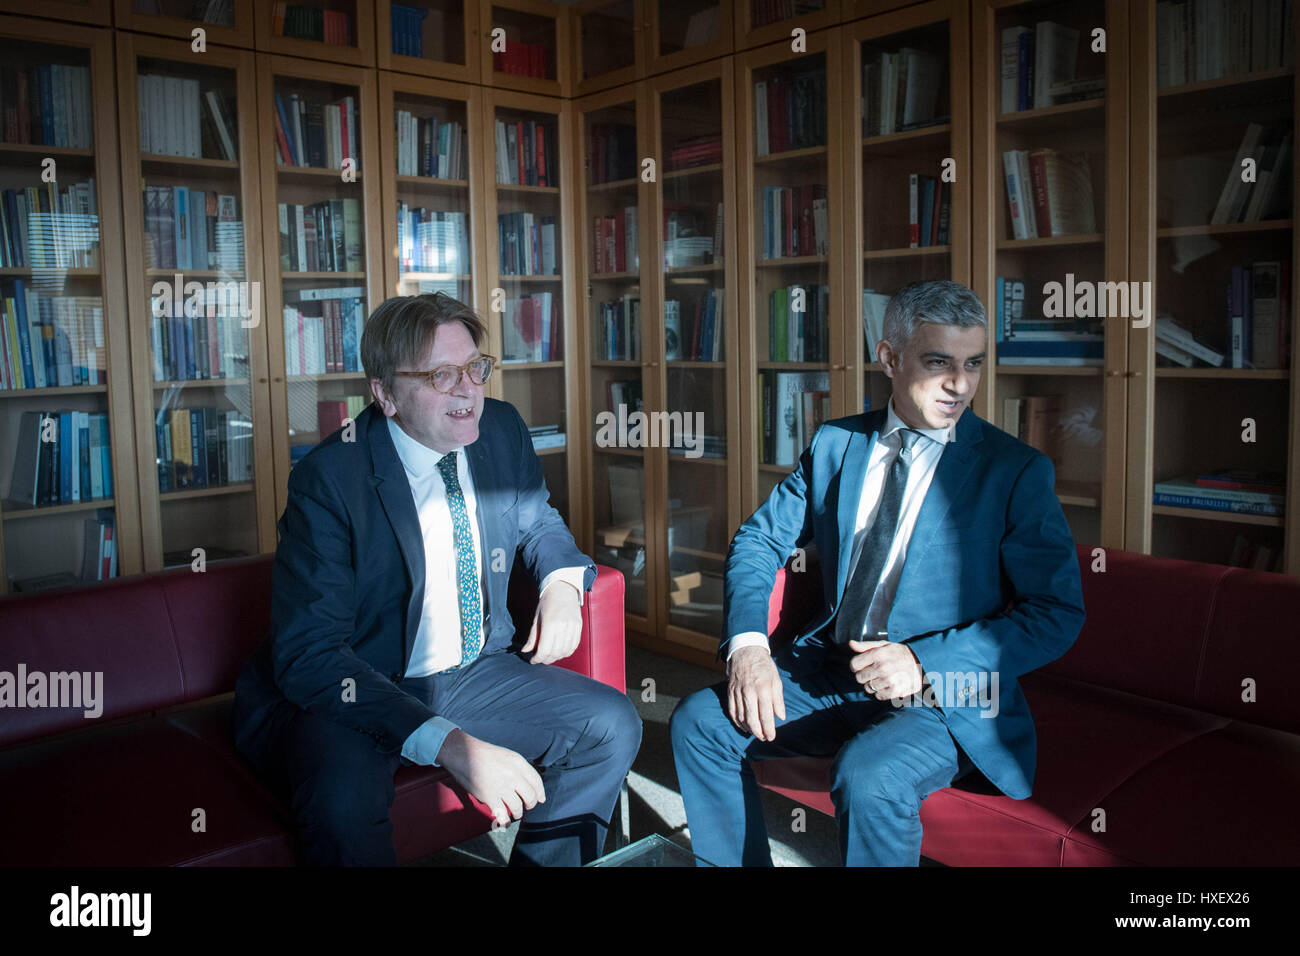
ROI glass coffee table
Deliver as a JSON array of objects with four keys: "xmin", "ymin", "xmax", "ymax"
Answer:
[{"xmin": 587, "ymin": 833, "xmax": 716, "ymax": 867}]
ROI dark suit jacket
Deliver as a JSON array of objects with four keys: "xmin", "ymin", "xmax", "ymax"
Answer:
[
  {"xmin": 232, "ymin": 400, "xmax": 595, "ymax": 761},
  {"xmin": 723, "ymin": 406, "xmax": 1086, "ymax": 798}
]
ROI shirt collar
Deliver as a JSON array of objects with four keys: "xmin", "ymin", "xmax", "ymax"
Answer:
[
  {"xmin": 387, "ymin": 416, "xmax": 453, "ymax": 477},
  {"xmin": 884, "ymin": 396, "xmax": 956, "ymax": 446}
]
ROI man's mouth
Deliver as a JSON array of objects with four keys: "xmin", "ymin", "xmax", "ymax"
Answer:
[
  {"xmin": 937, "ymin": 398, "xmax": 961, "ymax": 412},
  {"xmin": 448, "ymin": 408, "xmax": 474, "ymax": 419}
]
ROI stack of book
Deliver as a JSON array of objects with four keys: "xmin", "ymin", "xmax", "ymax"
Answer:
[
  {"xmin": 666, "ymin": 134, "xmax": 722, "ymax": 170},
  {"xmin": 769, "ymin": 284, "xmax": 828, "ymax": 361},
  {"xmin": 1000, "ymin": 21, "xmax": 1098, "ymax": 112},
  {"xmin": 144, "ymin": 187, "xmax": 242, "ymax": 271},
  {"xmin": 497, "ymin": 211, "xmax": 557, "ymax": 275},
  {"xmin": 861, "ymin": 46, "xmax": 947, "ymax": 136},
  {"xmin": 80, "ymin": 511, "xmax": 117, "ymax": 582},
  {"xmin": 1210, "ymin": 124, "xmax": 1293, "ymax": 225},
  {"xmin": 501, "ymin": 291, "xmax": 561, "ymax": 363},
  {"xmin": 155, "ymin": 405, "xmax": 253, "ymax": 492},
  {"xmin": 0, "ymin": 63, "xmax": 93, "ymax": 147},
  {"xmin": 1228, "ymin": 531, "xmax": 1286, "ymax": 573},
  {"xmin": 995, "ymin": 276, "xmax": 1103, "ymax": 366},
  {"xmin": 1000, "ymin": 393, "xmax": 1063, "ymax": 460},
  {"xmin": 1002, "ymin": 148, "xmax": 1097, "ymax": 238},
  {"xmin": 137, "ymin": 73, "xmax": 236, "ymax": 161},
  {"xmin": 390, "ymin": 3, "xmax": 430, "ymax": 57},
  {"xmin": 278, "ymin": 199, "xmax": 363, "ymax": 273},
  {"xmin": 272, "ymin": 3, "xmax": 353, "ymax": 45},
  {"xmin": 754, "ymin": 69, "xmax": 826, "ymax": 155},
  {"xmin": 1156, "ymin": 0, "xmax": 1295, "ymax": 87},
  {"xmin": 1, "ymin": 281, "xmax": 106, "ymax": 389},
  {"xmin": 316, "ymin": 394, "xmax": 369, "ymax": 440},
  {"xmin": 397, "ymin": 205, "xmax": 468, "ymax": 274},
  {"xmin": 591, "ymin": 206, "xmax": 639, "ymax": 273},
  {"xmin": 493, "ymin": 39, "xmax": 548, "ymax": 78},
  {"xmin": 7, "ymin": 410, "xmax": 113, "ymax": 507},
  {"xmin": 272, "ymin": 91, "xmax": 358, "ymax": 168},
  {"xmin": 282, "ymin": 286, "xmax": 365, "ymax": 376},
  {"xmin": 598, "ymin": 295, "xmax": 640, "ymax": 361},
  {"xmin": 1, "ymin": 180, "xmax": 99, "ymax": 269},
  {"xmin": 1154, "ymin": 469, "xmax": 1285, "ymax": 517},
  {"xmin": 663, "ymin": 202, "xmax": 719, "ymax": 267},
  {"xmin": 529, "ymin": 424, "xmax": 565, "ymax": 451},
  {"xmin": 665, "ymin": 289, "xmax": 725, "ymax": 362},
  {"xmin": 394, "ymin": 112, "xmax": 466, "ymax": 179},
  {"xmin": 907, "ymin": 173, "xmax": 951, "ymax": 247},
  {"xmin": 760, "ymin": 370, "xmax": 830, "ymax": 466},
  {"xmin": 760, "ymin": 184, "xmax": 829, "ymax": 258},
  {"xmin": 151, "ymin": 297, "xmax": 250, "ymax": 382},
  {"xmin": 751, "ymin": 0, "xmax": 826, "ymax": 29},
  {"xmin": 494, "ymin": 118, "xmax": 556, "ymax": 186},
  {"xmin": 588, "ymin": 122, "xmax": 637, "ymax": 184},
  {"xmin": 1155, "ymin": 313, "xmax": 1227, "ymax": 368}
]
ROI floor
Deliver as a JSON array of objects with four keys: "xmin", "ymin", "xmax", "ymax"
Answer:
[{"xmin": 406, "ymin": 645, "xmax": 870, "ymax": 867}]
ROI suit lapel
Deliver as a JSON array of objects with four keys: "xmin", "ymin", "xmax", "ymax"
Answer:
[
  {"xmin": 464, "ymin": 435, "xmax": 495, "ymax": 626},
  {"xmin": 835, "ymin": 410, "xmax": 886, "ymax": 602},
  {"xmin": 367, "ymin": 409, "xmax": 426, "ymax": 663}
]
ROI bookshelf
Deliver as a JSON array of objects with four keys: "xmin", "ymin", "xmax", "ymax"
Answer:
[
  {"xmin": 117, "ymin": 34, "xmax": 273, "ymax": 572},
  {"xmin": 1128, "ymin": 0, "xmax": 1298, "ymax": 574},
  {"xmin": 0, "ymin": 0, "xmax": 110, "ymax": 26},
  {"xmin": 735, "ymin": 0, "xmax": 839, "ymax": 52},
  {"xmin": 0, "ymin": 16, "xmax": 139, "ymax": 594},
  {"xmin": 482, "ymin": 0, "xmax": 572, "ymax": 97},
  {"xmin": 578, "ymin": 83, "xmax": 650, "ymax": 628},
  {"xmin": 643, "ymin": 60, "xmax": 739, "ymax": 656},
  {"xmin": 844, "ymin": 0, "xmax": 970, "ymax": 433},
  {"xmin": 377, "ymin": 0, "xmax": 481, "ymax": 83},
  {"xmin": 255, "ymin": 54, "xmax": 385, "ymax": 521},
  {"xmin": 114, "ymin": 0, "xmax": 256, "ymax": 48},
  {"xmin": 735, "ymin": 34, "xmax": 844, "ymax": 537},
  {"xmin": 644, "ymin": 0, "xmax": 734, "ymax": 76},
  {"xmin": 480, "ymin": 87, "xmax": 578, "ymax": 526},
  {"xmin": 972, "ymin": 0, "xmax": 1130, "ymax": 556},
  {"xmin": 572, "ymin": 0, "xmax": 641, "ymax": 95},
  {"xmin": 254, "ymin": 0, "xmax": 376, "ymax": 68}
]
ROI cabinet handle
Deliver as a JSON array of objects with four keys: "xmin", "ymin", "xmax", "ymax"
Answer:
[
  {"xmin": 273, "ymin": 376, "xmax": 283, "ymax": 383},
  {"xmin": 1106, "ymin": 369, "xmax": 1122, "ymax": 377},
  {"xmin": 257, "ymin": 377, "xmax": 268, "ymax": 384}
]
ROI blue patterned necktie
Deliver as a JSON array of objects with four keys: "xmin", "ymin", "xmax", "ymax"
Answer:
[{"xmin": 436, "ymin": 451, "xmax": 482, "ymax": 667}]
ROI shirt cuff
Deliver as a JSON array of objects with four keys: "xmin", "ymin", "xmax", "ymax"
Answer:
[
  {"xmin": 540, "ymin": 565, "xmax": 588, "ymax": 607},
  {"xmin": 401, "ymin": 715, "xmax": 461, "ymax": 767},
  {"xmin": 724, "ymin": 632, "xmax": 771, "ymax": 660}
]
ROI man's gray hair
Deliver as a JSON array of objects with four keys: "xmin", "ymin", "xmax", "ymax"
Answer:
[{"xmin": 880, "ymin": 280, "xmax": 987, "ymax": 352}]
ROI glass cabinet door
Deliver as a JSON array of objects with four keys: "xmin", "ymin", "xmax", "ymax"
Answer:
[
  {"xmin": 653, "ymin": 67, "xmax": 737, "ymax": 646},
  {"xmin": 485, "ymin": 0, "xmax": 567, "ymax": 97},
  {"xmin": 116, "ymin": 0, "xmax": 254, "ymax": 47},
  {"xmin": 120, "ymin": 36, "xmax": 270, "ymax": 571},
  {"xmin": 486, "ymin": 93, "xmax": 573, "ymax": 524},
  {"xmin": 256, "ymin": 0, "xmax": 374, "ymax": 68},
  {"xmin": 378, "ymin": 0, "xmax": 478, "ymax": 82},
  {"xmin": 574, "ymin": 0, "xmax": 639, "ymax": 95},
  {"xmin": 580, "ymin": 92, "xmax": 650, "ymax": 622},
  {"xmin": 976, "ymin": 0, "xmax": 1124, "ymax": 553}
]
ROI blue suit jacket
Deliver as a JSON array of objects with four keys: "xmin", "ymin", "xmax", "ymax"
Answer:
[
  {"xmin": 723, "ymin": 406, "xmax": 1085, "ymax": 798},
  {"xmin": 232, "ymin": 399, "xmax": 595, "ymax": 760}
]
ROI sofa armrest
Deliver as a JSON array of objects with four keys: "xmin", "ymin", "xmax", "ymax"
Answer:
[{"xmin": 507, "ymin": 564, "xmax": 626, "ymax": 693}]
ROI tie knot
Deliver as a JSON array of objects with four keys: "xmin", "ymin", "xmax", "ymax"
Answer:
[
  {"xmin": 437, "ymin": 450, "xmax": 458, "ymax": 481},
  {"xmin": 897, "ymin": 428, "xmax": 921, "ymax": 458}
]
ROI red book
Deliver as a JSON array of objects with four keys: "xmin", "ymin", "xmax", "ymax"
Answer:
[
  {"xmin": 550, "ymin": 298, "xmax": 561, "ymax": 360},
  {"xmin": 516, "ymin": 120, "xmax": 526, "ymax": 184},
  {"xmin": 1028, "ymin": 148, "xmax": 1053, "ymax": 238},
  {"xmin": 930, "ymin": 179, "xmax": 944, "ymax": 247},
  {"xmin": 535, "ymin": 124, "xmax": 547, "ymax": 187},
  {"xmin": 100, "ymin": 524, "xmax": 113, "ymax": 579},
  {"xmin": 272, "ymin": 107, "xmax": 293, "ymax": 164},
  {"xmin": 614, "ymin": 208, "xmax": 626, "ymax": 273},
  {"xmin": 592, "ymin": 215, "xmax": 604, "ymax": 273},
  {"xmin": 317, "ymin": 400, "xmax": 347, "ymax": 438}
]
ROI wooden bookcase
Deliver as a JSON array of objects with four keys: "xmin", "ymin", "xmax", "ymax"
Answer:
[
  {"xmin": 117, "ymin": 33, "xmax": 275, "ymax": 571},
  {"xmin": 113, "ymin": 0, "xmax": 256, "ymax": 48},
  {"xmin": 478, "ymin": 87, "xmax": 579, "ymax": 527},
  {"xmin": 481, "ymin": 0, "xmax": 572, "ymax": 96},
  {"xmin": 0, "ymin": 0, "xmax": 110, "ymax": 26},
  {"xmin": 0, "ymin": 16, "xmax": 139, "ymax": 593},
  {"xmin": 255, "ymin": 54, "xmax": 385, "ymax": 521},
  {"xmin": 376, "ymin": 0, "xmax": 482, "ymax": 83},
  {"xmin": 735, "ymin": 0, "xmax": 841, "ymax": 52},
  {"xmin": 643, "ymin": 0, "xmax": 734, "ymax": 77},
  {"xmin": 571, "ymin": 0, "xmax": 642, "ymax": 95},
  {"xmin": 253, "ymin": 0, "xmax": 376, "ymax": 68}
]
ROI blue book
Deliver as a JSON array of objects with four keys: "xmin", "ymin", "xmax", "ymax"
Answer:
[
  {"xmin": 40, "ymin": 66, "xmax": 54, "ymax": 145},
  {"xmin": 99, "ymin": 414, "xmax": 113, "ymax": 499},
  {"xmin": 1017, "ymin": 33, "xmax": 1034, "ymax": 110},
  {"xmin": 341, "ymin": 299, "xmax": 358, "ymax": 372},
  {"xmin": 996, "ymin": 340, "xmax": 1104, "ymax": 358},
  {"xmin": 78, "ymin": 416, "xmax": 91, "ymax": 501},
  {"xmin": 58, "ymin": 411, "xmax": 72, "ymax": 504},
  {"xmin": 190, "ymin": 410, "xmax": 206, "ymax": 490},
  {"xmin": 156, "ymin": 421, "xmax": 170, "ymax": 493},
  {"xmin": 9, "ymin": 280, "xmax": 35, "ymax": 387},
  {"xmin": 273, "ymin": 92, "xmax": 293, "ymax": 165}
]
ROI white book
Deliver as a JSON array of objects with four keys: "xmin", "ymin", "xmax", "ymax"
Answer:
[
  {"xmin": 1155, "ymin": 337, "xmax": 1197, "ymax": 366},
  {"xmin": 25, "ymin": 289, "xmax": 45, "ymax": 388},
  {"xmin": 1211, "ymin": 123, "xmax": 1266, "ymax": 223},
  {"xmin": 1034, "ymin": 22, "xmax": 1079, "ymax": 108},
  {"xmin": 89, "ymin": 411, "xmax": 103, "ymax": 499},
  {"xmin": 1001, "ymin": 396, "xmax": 1023, "ymax": 437},
  {"xmin": 1003, "ymin": 150, "xmax": 1028, "ymax": 239}
]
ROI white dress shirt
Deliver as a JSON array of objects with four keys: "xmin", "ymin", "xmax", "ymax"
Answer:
[
  {"xmin": 388, "ymin": 417, "xmax": 587, "ymax": 765},
  {"xmin": 726, "ymin": 396, "xmax": 955, "ymax": 660}
]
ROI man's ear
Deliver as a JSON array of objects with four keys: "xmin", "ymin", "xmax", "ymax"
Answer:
[
  {"xmin": 876, "ymin": 339, "xmax": 897, "ymax": 378},
  {"xmin": 370, "ymin": 378, "xmax": 397, "ymax": 417}
]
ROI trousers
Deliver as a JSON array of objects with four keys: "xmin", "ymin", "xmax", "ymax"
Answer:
[
  {"xmin": 670, "ymin": 633, "xmax": 974, "ymax": 866},
  {"xmin": 238, "ymin": 651, "xmax": 641, "ymax": 866}
]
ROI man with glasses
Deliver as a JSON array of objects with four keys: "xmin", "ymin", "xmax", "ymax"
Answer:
[{"xmin": 233, "ymin": 292, "xmax": 641, "ymax": 866}]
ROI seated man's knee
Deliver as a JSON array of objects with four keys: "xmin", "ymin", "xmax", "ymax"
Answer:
[
  {"xmin": 830, "ymin": 742, "xmax": 921, "ymax": 811},
  {"xmin": 293, "ymin": 762, "xmax": 392, "ymax": 832},
  {"xmin": 589, "ymin": 686, "xmax": 643, "ymax": 759},
  {"xmin": 670, "ymin": 686, "xmax": 724, "ymax": 750}
]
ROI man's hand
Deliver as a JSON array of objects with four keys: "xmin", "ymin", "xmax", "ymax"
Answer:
[
  {"xmin": 436, "ymin": 729, "xmax": 545, "ymax": 828},
  {"xmin": 521, "ymin": 581, "xmax": 583, "ymax": 665},
  {"xmin": 726, "ymin": 645, "xmax": 786, "ymax": 742},
  {"xmin": 848, "ymin": 639, "xmax": 923, "ymax": 700}
]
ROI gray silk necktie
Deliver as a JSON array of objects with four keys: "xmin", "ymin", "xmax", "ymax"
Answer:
[{"xmin": 832, "ymin": 427, "xmax": 923, "ymax": 647}]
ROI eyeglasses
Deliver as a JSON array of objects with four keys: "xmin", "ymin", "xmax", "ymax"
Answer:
[{"xmin": 393, "ymin": 354, "xmax": 496, "ymax": 393}]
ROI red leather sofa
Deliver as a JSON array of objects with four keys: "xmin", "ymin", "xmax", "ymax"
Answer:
[
  {"xmin": 0, "ymin": 556, "xmax": 627, "ymax": 866},
  {"xmin": 752, "ymin": 544, "xmax": 1300, "ymax": 865}
]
